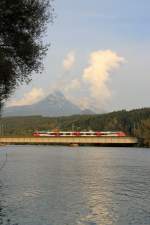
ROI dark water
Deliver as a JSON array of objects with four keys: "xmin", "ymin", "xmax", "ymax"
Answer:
[{"xmin": 0, "ymin": 146, "xmax": 150, "ymax": 225}]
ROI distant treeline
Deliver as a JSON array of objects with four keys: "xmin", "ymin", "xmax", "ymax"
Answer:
[{"xmin": 0, "ymin": 108, "xmax": 150, "ymax": 147}]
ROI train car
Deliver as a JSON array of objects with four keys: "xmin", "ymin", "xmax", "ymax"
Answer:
[{"xmin": 33, "ymin": 131, "xmax": 126, "ymax": 137}]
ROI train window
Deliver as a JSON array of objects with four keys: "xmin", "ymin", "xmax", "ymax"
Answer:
[{"xmin": 51, "ymin": 133, "xmax": 60, "ymax": 136}]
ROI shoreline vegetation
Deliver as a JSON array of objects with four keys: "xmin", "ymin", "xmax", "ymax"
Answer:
[{"xmin": 0, "ymin": 108, "xmax": 149, "ymax": 147}]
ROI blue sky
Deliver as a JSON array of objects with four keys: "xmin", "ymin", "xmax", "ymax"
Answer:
[{"xmin": 8, "ymin": 0, "xmax": 150, "ymax": 112}]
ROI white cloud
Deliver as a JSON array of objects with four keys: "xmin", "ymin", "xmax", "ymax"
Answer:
[
  {"xmin": 52, "ymin": 50, "xmax": 125, "ymax": 111},
  {"xmin": 15, "ymin": 50, "xmax": 124, "ymax": 112},
  {"xmin": 82, "ymin": 50, "xmax": 125, "ymax": 108},
  {"xmin": 8, "ymin": 88, "xmax": 45, "ymax": 106},
  {"xmin": 75, "ymin": 97, "xmax": 92, "ymax": 109},
  {"xmin": 62, "ymin": 51, "xmax": 75, "ymax": 71},
  {"xmin": 64, "ymin": 79, "xmax": 81, "ymax": 92}
]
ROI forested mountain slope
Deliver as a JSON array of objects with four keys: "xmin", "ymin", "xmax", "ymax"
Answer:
[{"xmin": 0, "ymin": 108, "xmax": 150, "ymax": 147}]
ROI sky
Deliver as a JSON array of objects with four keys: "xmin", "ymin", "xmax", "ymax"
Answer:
[{"xmin": 8, "ymin": 0, "xmax": 150, "ymax": 112}]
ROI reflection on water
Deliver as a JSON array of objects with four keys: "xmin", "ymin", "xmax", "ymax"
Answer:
[
  {"xmin": 0, "ymin": 148, "xmax": 19, "ymax": 225},
  {"xmin": 0, "ymin": 146, "xmax": 150, "ymax": 225},
  {"xmin": 0, "ymin": 180, "xmax": 17, "ymax": 225},
  {"xmin": 77, "ymin": 149, "xmax": 150, "ymax": 225}
]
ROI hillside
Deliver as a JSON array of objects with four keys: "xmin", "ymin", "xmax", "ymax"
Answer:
[{"xmin": 0, "ymin": 108, "xmax": 150, "ymax": 147}]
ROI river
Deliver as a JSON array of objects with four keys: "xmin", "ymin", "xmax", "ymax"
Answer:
[{"xmin": 0, "ymin": 146, "xmax": 150, "ymax": 225}]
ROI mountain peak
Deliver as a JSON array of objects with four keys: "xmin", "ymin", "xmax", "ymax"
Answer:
[
  {"xmin": 3, "ymin": 91, "xmax": 94, "ymax": 117},
  {"xmin": 46, "ymin": 91, "xmax": 66, "ymax": 102},
  {"xmin": 3, "ymin": 91, "xmax": 79, "ymax": 117}
]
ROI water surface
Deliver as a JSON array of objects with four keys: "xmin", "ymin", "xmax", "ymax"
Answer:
[{"xmin": 0, "ymin": 146, "xmax": 150, "ymax": 225}]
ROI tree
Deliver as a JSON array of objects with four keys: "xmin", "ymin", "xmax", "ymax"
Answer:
[
  {"xmin": 0, "ymin": 0, "xmax": 54, "ymax": 109},
  {"xmin": 136, "ymin": 119, "xmax": 150, "ymax": 147}
]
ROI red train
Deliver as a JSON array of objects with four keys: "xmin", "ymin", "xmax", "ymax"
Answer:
[{"xmin": 33, "ymin": 131, "xmax": 126, "ymax": 137}]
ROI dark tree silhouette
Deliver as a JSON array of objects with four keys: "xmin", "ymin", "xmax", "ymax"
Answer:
[{"xmin": 0, "ymin": 0, "xmax": 54, "ymax": 109}]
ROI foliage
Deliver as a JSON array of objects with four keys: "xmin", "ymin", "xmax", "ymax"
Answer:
[
  {"xmin": 134, "ymin": 118, "xmax": 150, "ymax": 147},
  {"xmin": 0, "ymin": 0, "xmax": 54, "ymax": 108},
  {"xmin": 0, "ymin": 108, "xmax": 150, "ymax": 147}
]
